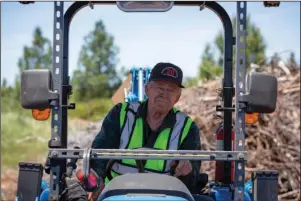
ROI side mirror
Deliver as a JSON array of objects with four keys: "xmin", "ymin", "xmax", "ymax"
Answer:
[
  {"xmin": 20, "ymin": 69, "xmax": 59, "ymax": 109},
  {"xmin": 239, "ymin": 72, "xmax": 277, "ymax": 113}
]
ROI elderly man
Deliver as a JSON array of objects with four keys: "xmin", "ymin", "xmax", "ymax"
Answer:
[{"xmin": 88, "ymin": 62, "xmax": 209, "ymax": 201}]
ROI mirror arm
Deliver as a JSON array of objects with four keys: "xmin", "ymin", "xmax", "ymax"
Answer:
[
  {"xmin": 237, "ymin": 94, "xmax": 249, "ymax": 103},
  {"xmin": 45, "ymin": 90, "xmax": 59, "ymax": 109},
  {"xmin": 48, "ymin": 91, "xmax": 60, "ymax": 100},
  {"xmin": 237, "ymin": 95, "xmax": 254, "ymax": 113}
]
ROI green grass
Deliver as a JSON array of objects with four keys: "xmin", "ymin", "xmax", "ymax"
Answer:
[
  {"xmin": 1, "ymin": 97, "xmax": 113, "ymax": 171},
  {"xmin": 1, "ymin": 111, "xmax": 51, "ymax": 170},
  {"xmin": 69, "ymin": 98, "xmax": 113, "ymax": 121}
]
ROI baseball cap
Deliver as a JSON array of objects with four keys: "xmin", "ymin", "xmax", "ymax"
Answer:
[{"xmin": 148, "ymin": 62, "xmax": 185, "ymax": 88}]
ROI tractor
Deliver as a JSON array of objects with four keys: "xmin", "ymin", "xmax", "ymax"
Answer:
[{"xmin": 16, "ymin": 1, "xmax": 280, "ymax": 201}]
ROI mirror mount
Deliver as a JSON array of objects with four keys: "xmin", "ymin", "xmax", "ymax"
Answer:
[
  {"xmin": 116, "ymin": 1, "xmax": 174, "ymax": 12},
  {"xmin": 20, "ymin": 69, "xmax": 59, "ymax": 110},
  {"xmin": 238, "ymin": 72, "xmax": 278, "ymax": 114}
]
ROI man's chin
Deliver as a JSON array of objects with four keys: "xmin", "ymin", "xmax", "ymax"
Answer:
[{"xmin": 155, "ymin": 102, "xmax": 169, "ymax": 109}]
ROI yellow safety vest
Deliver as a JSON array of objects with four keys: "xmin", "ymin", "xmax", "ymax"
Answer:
[{"xmin": 104, "ymin": 102, "xmax": 194, "ymax": 184}]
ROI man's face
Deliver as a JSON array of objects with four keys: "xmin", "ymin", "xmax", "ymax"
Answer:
[{"xmin": 145, "ymin": 80, "xmax": 181, "ymax": 111}]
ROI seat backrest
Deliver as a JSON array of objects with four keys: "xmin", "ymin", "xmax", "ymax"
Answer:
[{"xmin": 99, "ymin": 173, "xmax": 195, "ymax": 201}]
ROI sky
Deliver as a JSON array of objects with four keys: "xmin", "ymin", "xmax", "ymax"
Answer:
[{"xmin": 1, "ymin": 1, "xmax": 300, "ymax": 86}]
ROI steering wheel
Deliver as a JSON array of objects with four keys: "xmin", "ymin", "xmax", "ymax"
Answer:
[{"xmin": 105, "ymin": 148, "xmax": 179, "ymax": 181}]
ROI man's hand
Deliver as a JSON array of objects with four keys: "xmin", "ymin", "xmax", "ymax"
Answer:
[
  {"xmin": 173, "ymin": 160, "xmax": 192, "ymax": 177},
  {"xmin": 88, "ymin": 184, "xmax": 105, "ymax": 201}
]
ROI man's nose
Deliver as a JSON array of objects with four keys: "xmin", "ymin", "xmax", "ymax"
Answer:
[
  {"xmin": 159, "ymin": 87, "xmax": 169, "ymax": 93},
  {"xmin": 158, "ymin": 89, "xmax": 169, "ymax": 96}
]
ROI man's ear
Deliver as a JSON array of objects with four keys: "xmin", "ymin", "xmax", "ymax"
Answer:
[
  {"xmin": 175, "ymin": 89, "xmax": 181, "ymax": 103},
  {"xmin": 145, "ymin": 83, "xmax": 149, "ymax": 96}
]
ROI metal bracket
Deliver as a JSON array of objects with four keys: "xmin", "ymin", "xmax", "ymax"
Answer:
[
  {"xmin": 263, "ymin": 1, "xmax": 280, "ymax": 7},
  {"xmin": 89, "ymin": 1, "xmax": 94, "ymax": 9},
  {"xmin": 216, "ymin": 105, "xmax": 235, "ymax": 112},
  {"xmin": 63, "ymin": 84, "xmax": 73, "ymax": 95},
  {"xmin": 19, "ymin": 1, "xmax": 35, "ymax": 4},
  {"xmin": 234, "ymin": 2, "xmax": 247, "ymax": 201},
  {"xmin": 61, "ymin": 103, "xmax": 75, "ymax": 109},
  {"xmin": 199, "ymin": 1, "xmax": 206, "ymax": 11}
]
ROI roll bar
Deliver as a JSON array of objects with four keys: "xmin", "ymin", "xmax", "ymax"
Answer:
[{"xmin": 23, "ymin": 2, "xmax": 249, "ymax": 200}]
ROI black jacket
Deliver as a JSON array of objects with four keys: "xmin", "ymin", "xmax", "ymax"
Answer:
[{"xmin": 90, "ymin": 100, "xmax": 201, "ymax": 192}]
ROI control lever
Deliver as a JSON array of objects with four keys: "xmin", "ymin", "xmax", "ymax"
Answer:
[
  {"xmin": 76, "ymin": 148, "xmax": 101, "ymax": 192},
  {"xmin": 65, "ymin": 146, "xmax": 80, "ymax": 178}
]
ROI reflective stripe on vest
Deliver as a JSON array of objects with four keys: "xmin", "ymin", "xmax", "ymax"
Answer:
[{"xmin": 106, "ymin": 102, "xmax": 193, "ymax": 183}]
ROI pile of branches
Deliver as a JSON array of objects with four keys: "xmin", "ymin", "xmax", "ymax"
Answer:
[{"xmin": 175, "ymin": 66, "xmax": 300, "ymax": 201}]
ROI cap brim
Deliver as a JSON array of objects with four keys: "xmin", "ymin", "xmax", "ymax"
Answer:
[{"xmin": 150, "ymin": 78, "xmax": 185, "ymax": 88}]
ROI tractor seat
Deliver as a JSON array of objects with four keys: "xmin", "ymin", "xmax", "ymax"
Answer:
[{"xmin": 98, "ymin": 173, "xmax": 195, "ymax": 201}]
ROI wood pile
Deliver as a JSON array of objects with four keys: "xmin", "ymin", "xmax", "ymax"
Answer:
[{"xmin": 175, "ymin": 66, "xmax": 300, "ymax": 201}]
